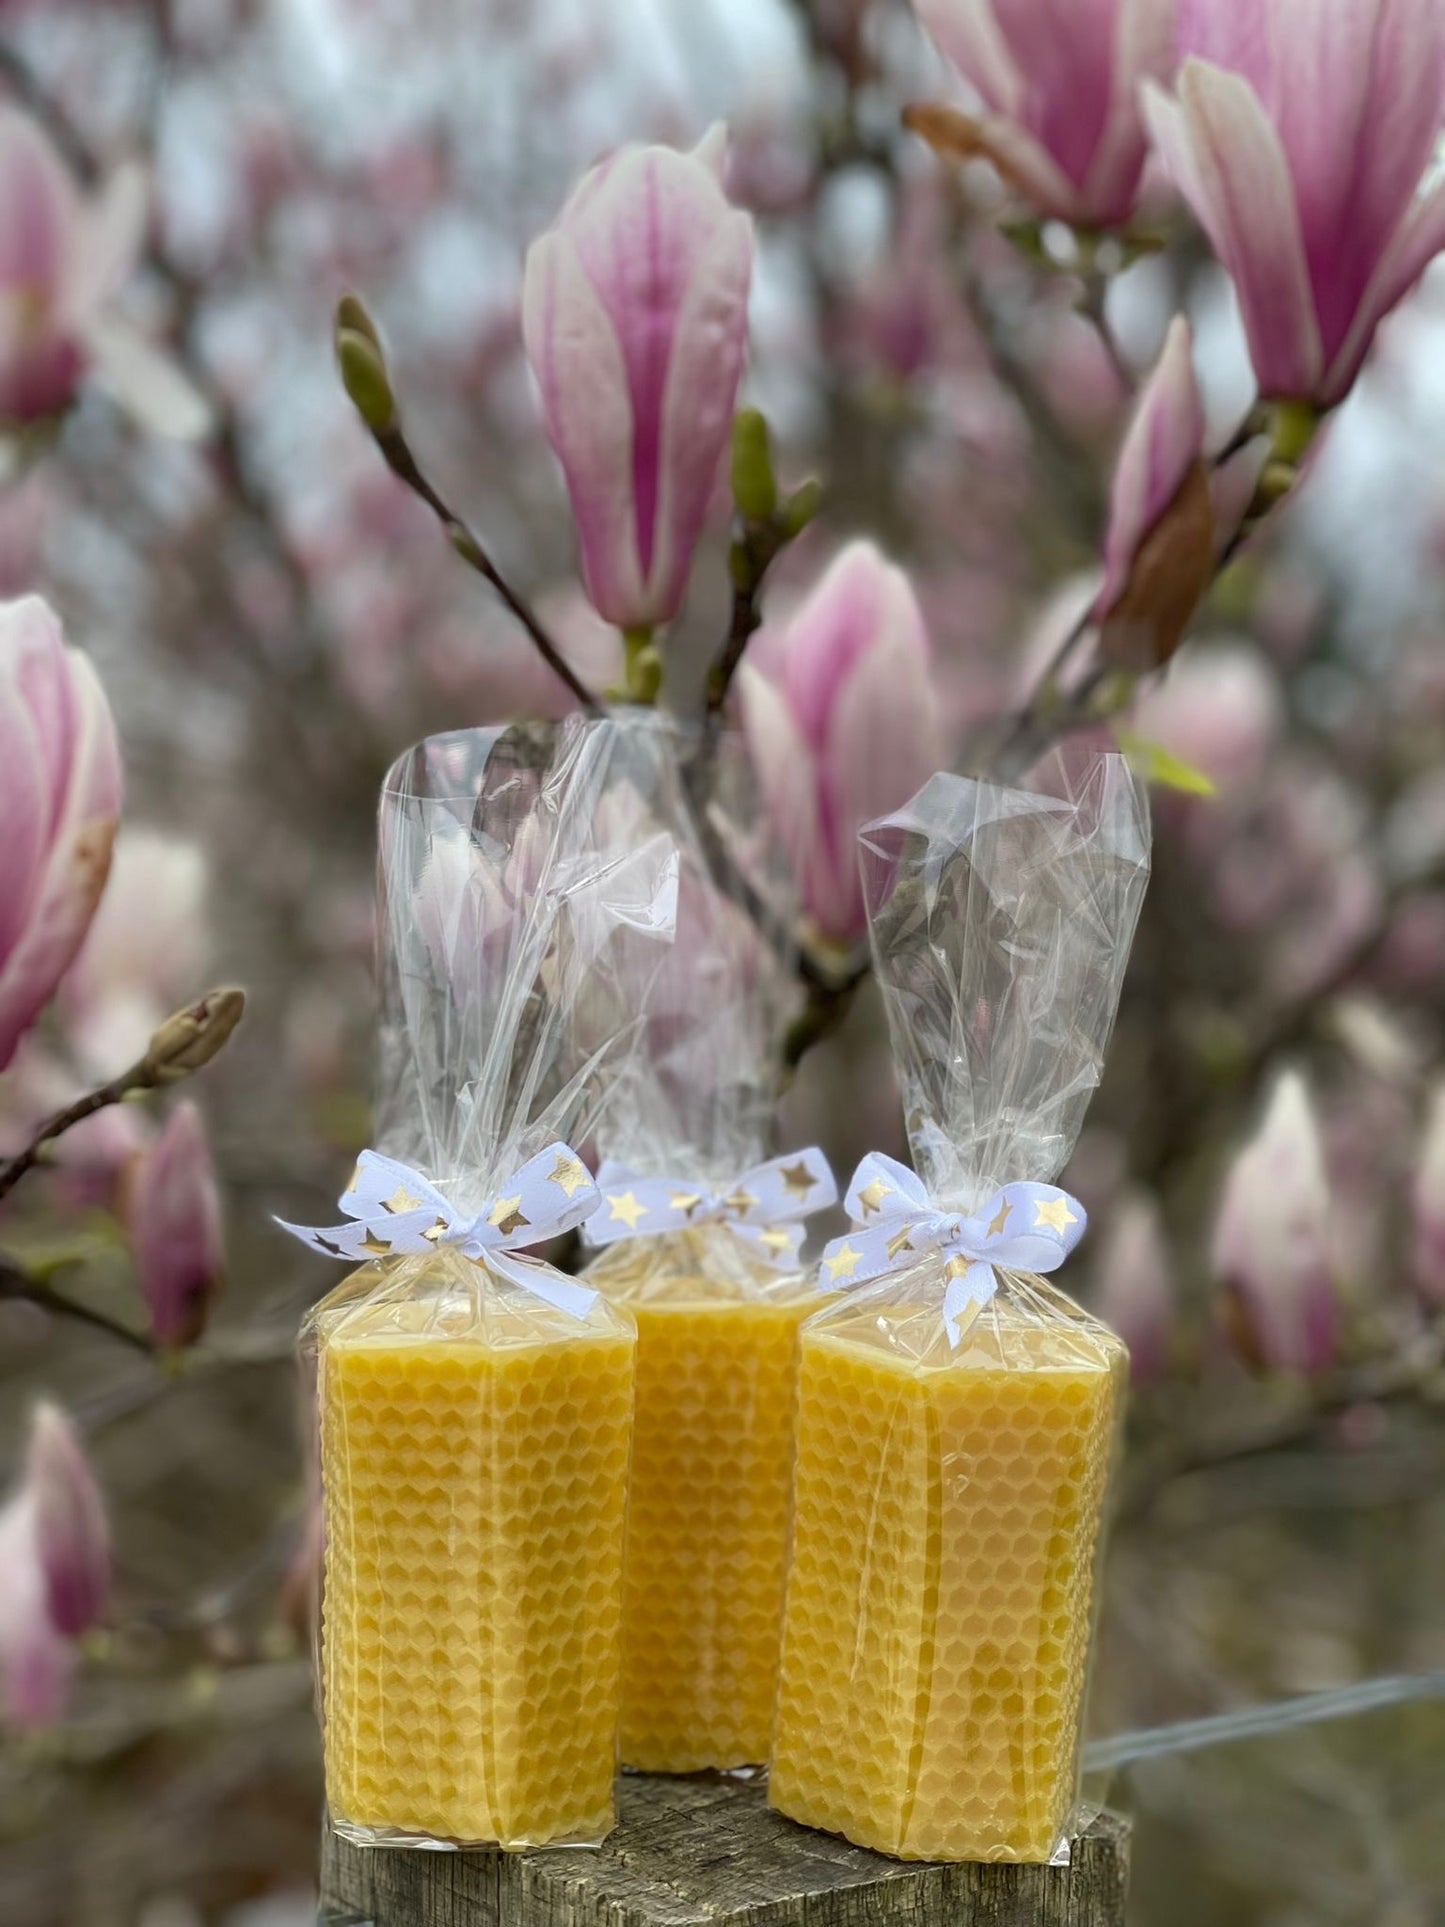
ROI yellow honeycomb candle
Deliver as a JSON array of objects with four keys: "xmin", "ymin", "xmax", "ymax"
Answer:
[
  {"xmin": 585, "ymin": 1228, "xmax": 814, "ymax": 1771},
  {"xmin": 771, "ymin": 1284, "xmax": 1122, "ymax": 1862},
  {"xmin": 314, "ymin": 1261, "xmax": 635, "ymax": 1848}
]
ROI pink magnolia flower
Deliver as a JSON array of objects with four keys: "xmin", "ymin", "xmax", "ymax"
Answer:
[
  {"xmin": 26, "ymin": 1403, "xmax": 109, "ymax": 1639},
  {"xmin": 1095, "ymin": 316, "xmax": 1214, "ymax": 668},
  {"xmin": 1130, "ymin": 641, "xmax": 1282, "ymax": 795},
  {"xmin": 522, "ymin": 127, "xmax": 753, "ymax": 632},
  {"xmin": 0, "ymin": 596, "xmax": 123, "ymax": 1072},
  {"xmin": 1213, "ymin": 1071, "xmax": 1339, "ymax": 1376},
  {"xmin": 124, "ymin": 1101, "xmax": 224, "ymax": 1350},
  {"xmin": 58, "ymin": 828, "xmax": 210, "ymax": 1077},
  {"xmin": 911, "ymin": 0, "xmax": 1179, "ymax": 228},
  {"xmin": 1412, "ymin": 1083, "xmax": 1445, "ymax": 1304},
  {"xmin": 1145, "ymin": 0, "xmax": 1445, "ymax": 406},
  {"xmin": 738, "ymin": 541, "xmax": 945, "ymax": 947},
  {"xmin": 0, "ymin": 107, "xmax": 208, "ymax": 435},
  {"xmin": 1094, "ymin": 1191, "xmax": 1173, "ymax": 1382},
  {"xmin": 0, "ymin": 1494, "xmax": 74, "ymax": 1730}
]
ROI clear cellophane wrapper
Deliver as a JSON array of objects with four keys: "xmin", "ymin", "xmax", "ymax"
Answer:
[
  {"xmin": 771, "ymin": 752, "xmax": 1151, "ymax": 1864},
  {"xmin": 566, "ymin": 711, "xmax": 814, "ymax": 1772},
  {"xmin": 298, "ymin": 723, "xmax": 677, "ymax": 1852}
]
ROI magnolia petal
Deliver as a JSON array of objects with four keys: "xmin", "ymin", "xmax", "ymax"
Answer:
[
  {"xmin": 0, "ymin": 619, "xmax": 121, "ymax": 1070},
  {"xmin": 1273, "ymin": 0, "xmax": 1445, "ymax": 364},
  {"xmin": 1080, "ymin": 0, "xmax": 1181, "ymax": 224},
  {"xmin": 823, "ymin": 613, "xmax": 944, "ymax": 942},
  {"xmin": 737, "ymin": 664, "xmax": 823, "ymax": 925},
  {"xmin": 0, "ymin": 688, "xmax": 48, "ymax": 963},
  {"xmin": 691, "ymin": 121, "xmax": 729, "ymax": 181},
  {"xmin": 913, "ymin": 0, "xmax": 1023, "ymax": 114},
  {"xmin": 1097, "ymin": 315, "xmax": 1205, "ymax": 616},
  {"xmin": 0, "ymin": 1496, "xmax": 75, "ymax": 1730},
  {"xmin": 27, "ymin": 1403, "xmax": 109, "ymax": 1639},
  {"xmin": 522, "ymin": 228, "xmax": 647, "ymax": 627},
  {"xmin": 645, "ymin": 203, "xmax": 752, "ymax": 624},
  {"xmin": 1149, "ymin": 62, "xmax": 1322, "ymax": 399},
  {"xmin": 1323, "ymin": 177, "xmax": 1445, "ymax": 404},
  {"xmin": 82, "ymin": 315, "xmax": 213, "ymax": 441},
  {"xmin": 0, "ymin": 106, "xmax": 77, "ymax": 298}
]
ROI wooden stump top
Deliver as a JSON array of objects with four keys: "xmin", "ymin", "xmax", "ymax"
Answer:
[{"xmin": 318, "ymin": 1773, "xmax": 1130, "ymax": 1927}]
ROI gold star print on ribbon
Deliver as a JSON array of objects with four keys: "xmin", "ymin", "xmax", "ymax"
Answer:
[
  {"xmin": 778, "ymin": 1160, "xmax": 816, "ymax": 1199},
  {"xmin": 382, "ymin": 1184, "xmax": 423, "ymax": 1215},
  {"xmin": 607, "ymin": 1190, "xmax": 648, "ymax": 1230},
  {"xmin": 825, "ymin": 1242, "xmax": 862, "ymax": 1282},
  {"xmin": 668, "ymin": 1189, "xmax": 703, "ymax": 1218},
  {"xmin": 723, "ymin": 1188, "xmax": 758, "ymax": 1216},
  {"xmin": 360, "ymin": 1232, "xmax": 392, "ymax": 1256},
  {"xmin": 758, "ymin": 1227, "xmax": 794, "ymax": 1257},
  {"xmin": 886, "ymin": 1225, "xmax": 915, "ymax": 1261},
  {"xmin": 548, "ymin": 1151, "xmax": 590, "ymax": 1198},
  {"xmin": 488, "ymin": 1196, "xmax": 531, "ymax": 1237},
  {"xmin": 857, "ymin": 1178, "xmax": 891, "ymax": 1217},
  {"xmin": 1033, "ymin": 1195, "xmax": 1079, "ymax": 1234},
  {"xmin": 986, "ymin": 1199, "xmax": 1013, "ymax": 1238}
]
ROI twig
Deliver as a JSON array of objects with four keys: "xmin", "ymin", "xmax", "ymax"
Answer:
[
  {"xmin": 1119, "ymin": 1318, "xmax": 1445, "ymax": 1522},
  {"xmin": 374, "ymin": 424, "xmax": 603, "ymax": 714},
  {"xmin": 0, "ymin": 988, "xmax": 244, "ymax": 1205},
  {"xmin": 1076, "ymin": 268, "xmax": 1135, "ymax": 394},
  {"xmin": 707, "ymin": 521, "xmax": 785, "ymax": 715},
  {"xmin": 0, "ymin": 44, "xmax": 98, "ymax": 183},
  {"xmin": 0, "ymin": 1255, "xmax": 155, "ymax": 1355},
  {"xmin": 0, "ymin": 1071, "xmax": 148, "ymax": 1205}
]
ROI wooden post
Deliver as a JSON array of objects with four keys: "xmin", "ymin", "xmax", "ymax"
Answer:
[{"xmin": 318, "ymin": 1773, "xmax": 1130, "ymax": 1926}]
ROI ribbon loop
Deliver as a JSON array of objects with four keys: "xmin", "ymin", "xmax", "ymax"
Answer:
[
  {"xmin": 276, "ymin": 1140, "xmax": 602, "ymax": 1319},
  {"xmin": 587, "ymin": 1149, "xmax": 836, "ymax": 1270},
  {"xmin": 819, "ymin": 1152, "xmax": 1087, "ymax": 1343}
]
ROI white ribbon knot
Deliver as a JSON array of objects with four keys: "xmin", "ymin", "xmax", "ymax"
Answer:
[
  {"xmin": 276, "ymin": 1141, "xmax": 602, "ymax": 1319},
  {"xmin": 587, "ymin": 1149, "xmax": 837, "ymax": 1270},
  {"xmin": 819, "ymin": 1152, "xmax": 1087, "ymax": 1343}
]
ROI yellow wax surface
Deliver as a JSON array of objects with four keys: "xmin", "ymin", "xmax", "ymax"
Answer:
[
  {"xmin": 317, "ymin": 1285, "xmax": 634, "ymax": 1848},
  {"xmin": 771, "ymin": 1303, "xmax": 1120, "ymax": 1862},
  {"xmin": 587, "ymin": 1231, "xmax": 815, "ymax": 1771}
]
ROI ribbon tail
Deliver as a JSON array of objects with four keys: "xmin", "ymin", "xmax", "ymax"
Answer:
[
  {"xmin": 485, "ymin": 1249, "xmax": 599, "ymax": 1321},
  {"xmin": 943, "ymin": 1260, "xmax": 997, "ymax": 1346}
]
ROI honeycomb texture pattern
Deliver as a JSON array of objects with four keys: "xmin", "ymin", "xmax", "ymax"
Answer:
[
  {"xmin": 587, "ymin": 1229, "xmax": 813, "ymax": 1771},
  {"xmin": 771, "ymin": 1321, "xmax": 1118, "ymax": 1862},
  {"xmin": 318, "ymin": 1316, "xmax": 634, "ymax": 1848}
]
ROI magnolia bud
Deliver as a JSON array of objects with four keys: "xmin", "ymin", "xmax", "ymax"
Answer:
[
  {"xmin": 731, "ymin": 408, "xmax": 777, "ymax": 522},
  {"xmin": 334, "ymin": 296, "xmax": 396, "ymax": 435},
  {"xmin": 27, "ymin": 1403, "xmax": 109, "ymax": 1638},
  {"xmin": 143, "ymin": 986, "xmax": 245, "ymax": 1084}
]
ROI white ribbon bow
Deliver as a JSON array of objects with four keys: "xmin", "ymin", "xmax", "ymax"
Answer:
[
  {"xmin": 819, "ymin": 1151, "xmax": 1087, "ymax": 1343},
  {"xmin": 276, "ymin": 1141, "xmax": 602, "ymax": 1319},
  {"xmin": 587, "ymin": 1149, "xmax": 837, "ymax": 1270}
]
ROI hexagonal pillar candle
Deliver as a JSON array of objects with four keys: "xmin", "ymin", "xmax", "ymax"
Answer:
[{"xmin": 770, "ymin": 1284, "xmax": 1124, "ymax": 1861}]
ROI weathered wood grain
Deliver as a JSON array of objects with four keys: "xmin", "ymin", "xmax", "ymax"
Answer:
[{"xmin": 318, "ymin": 1774, "xmax": 1130, "ymax": 1926}]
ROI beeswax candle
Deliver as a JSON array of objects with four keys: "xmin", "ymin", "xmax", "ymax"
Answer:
[
  {"xmin": 586, "ymin": 1228, "xmax": 813, "ymax": 1772},
  {"xmin": 771, "ymin": 1289, "xmax": 1122, "ymax": 1862},
  {"xmin": 315, "ymin": 1270, "xmax": 635, "ymax": 1849}
]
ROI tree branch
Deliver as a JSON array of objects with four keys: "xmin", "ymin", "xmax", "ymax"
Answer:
[
  {"xmin": 371, "ymin": 423, "xmax": 605, "ymax": 715},
  {"xmin": 0, "ymin": 1255, "xmax": 156, "ymax": 1355},
  {"xmin": 0, "ymin": 987, "xmax": 244, "ymax": 1205}
]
